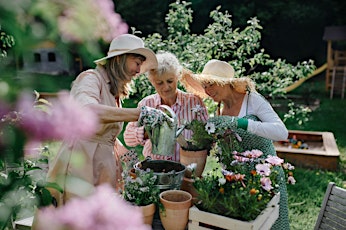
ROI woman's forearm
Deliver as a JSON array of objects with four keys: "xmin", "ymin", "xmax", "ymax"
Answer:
[{"xmin": 87, "ymin": 104, "xmax": 141, "ymax": 123}]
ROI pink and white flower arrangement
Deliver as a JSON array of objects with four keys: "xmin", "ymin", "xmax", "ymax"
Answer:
[{"xmin": 193, "ymin": 148, "xmax": 295, "ymax": 221}]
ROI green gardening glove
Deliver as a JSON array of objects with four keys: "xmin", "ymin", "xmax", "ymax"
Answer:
[{"xmin": 237, "ymin": 117, "xmax": 248, "ymax": 130}]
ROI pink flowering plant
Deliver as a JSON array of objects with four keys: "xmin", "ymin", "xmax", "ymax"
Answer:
[
  {"xmin": 34, "ymin": 184, "xmax": 150, "ymax": 230},
  {"xmin": 0, "ymin": 91, "xmax": 98, "ymax": 228},
  {"xmin": 194, "ymin": 146, "xmax": 296, "ymax": 221}
]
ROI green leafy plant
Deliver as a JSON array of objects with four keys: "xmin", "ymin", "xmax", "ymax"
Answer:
[
  {"xmin": 121, "ymin": 169, "xmax": 160, "ymax": 206},
  {"xmin": 182, "ymin": 119, "xmax": 213, "ymax": 151},
  {"xmin": 0, "ymin": 149, "xmax": 62, "ymax": 230}
]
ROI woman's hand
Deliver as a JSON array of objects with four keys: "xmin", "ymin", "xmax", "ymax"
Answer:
[{"xmin": 138, "ymin": 106, "xmax": 174, "ymax": 127}]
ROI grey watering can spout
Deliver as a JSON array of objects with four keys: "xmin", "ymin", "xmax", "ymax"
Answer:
[{"xmin": 146, "ymin": 105, "xmax": 187, "ymax": 156}]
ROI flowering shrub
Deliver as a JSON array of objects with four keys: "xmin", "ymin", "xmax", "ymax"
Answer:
[
  {"xmin": 122, "ymin": 169, "xmax": 160, "ymax": 206},
  {"xmin": 34, "ymin": 184, "xmax": 150, "ymax": 230},
  {"xmin": 0, "ymin": 91, "xmax": 98, "ymax": 228},
  {"xmin": 194, "ymin": 148, "xmax": 295, "ymax": 221}
]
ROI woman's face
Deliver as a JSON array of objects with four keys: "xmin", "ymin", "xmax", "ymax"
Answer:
[
  {"xmin": 125, "ymin": 55, "xmax": 144, "ymax": 78},
  {"xmin": 202, "ymin": 82, "xmax": 227, "ymax": 102},
  {"xmin": 150, "ymin": 72, "xmax": 178, "ymax": 100}
]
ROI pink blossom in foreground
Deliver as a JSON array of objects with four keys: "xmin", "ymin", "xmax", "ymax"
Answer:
[
  {"xmin": 0, "ymin": 100, "xmax": 10, "ymax": 120},
  {"xmin": 17, "ymin": 91, "xmax": 98, "ymax": 142},
  {"xmin": 58, "ymin": 0, "xmax": 128, "ymax": 43},
  {"xmin": 34, "ymin": 184, "xmax": 150, "ymax": 230},
  {"xmin": 16, "ymin": 93, "xmax": 56, "ymax": 140},
  {"xmin": 50, "ymin": 91, "xmax": 98, "ymax": 140}
]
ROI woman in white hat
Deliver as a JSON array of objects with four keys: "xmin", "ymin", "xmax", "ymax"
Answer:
[
  {"xmin": 47, "ymin": 34, "xmax": 168, "ymax": 206},
  {"xmin": 181, "ymin": 59, "xmax": 290, "ymax": 230},
  {"xmin": 124, "ymin": 51, "xmax": 208, "ymax": 162}
]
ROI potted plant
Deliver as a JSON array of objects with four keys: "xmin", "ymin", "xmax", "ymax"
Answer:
[
  {"xmin": 121, "ymin": 169, "xmax": 160, "ymax": 226},
  {"xmin": 179, "ymin": 105, "xmax": 213, "ymax": 178}
]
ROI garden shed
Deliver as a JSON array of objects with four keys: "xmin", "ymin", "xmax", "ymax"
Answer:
[{"xmin": 21, "ymin": 40, "xmax": 82, "ymax": 76}]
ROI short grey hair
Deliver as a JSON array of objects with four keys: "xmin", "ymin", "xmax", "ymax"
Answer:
[{"xmin": 148, "ymin": 51, "xmax": 182, "ymax": 79}]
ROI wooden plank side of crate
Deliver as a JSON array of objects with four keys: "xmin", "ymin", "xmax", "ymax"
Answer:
[
  {"xmin": 189, "ymin": 206, "xmax": 256, "ymax": 230},
  {"xmin": 252, "ymin": 194, "xmax": 280, "ymax": 230},
  {"xmin": 188, "ymin": 194, "xmax": 280, "ymax": 230}
]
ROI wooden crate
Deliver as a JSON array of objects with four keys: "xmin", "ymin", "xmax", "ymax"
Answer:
[
  {"xmin": 188, "ymin": 193, "xmax": 279, "ymax": 230},
  {"xmin": 274, "ymin": 130, "xmax": 340, "ymax": 171}
]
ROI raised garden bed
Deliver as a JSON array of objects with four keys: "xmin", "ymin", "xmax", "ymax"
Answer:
[{"xmin": 274, "ymin": 130, "xmax": 340, "ymax": 171}]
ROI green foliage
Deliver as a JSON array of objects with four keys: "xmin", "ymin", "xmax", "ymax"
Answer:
[
  {"xmin": 0, "ymin": 27, "xmax": 15, "ymax": 59},
  {"xmin": 0, "ymin": 154, "xmax": 62, "ymax": 229},
  {"xmin": 183, "ymin": 119, "xmax": 213, "ymax": 151},
  {"xmin": 283, "ymin": 101, "xmax": 312, "ymax": 126},
  {"xmin": 131, "ymin": 0, "xmax": 315, "ymax": 118}
]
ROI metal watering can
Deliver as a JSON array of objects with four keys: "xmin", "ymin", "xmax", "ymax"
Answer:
[{"xmin": 145, "ymin": 105, "xmax": 186, "ymax": 156}]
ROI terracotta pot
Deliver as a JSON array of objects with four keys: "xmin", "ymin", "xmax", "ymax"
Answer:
[
  {"xmin": 159, "ymin": 190, "xmax": 192, "ymax": 230},
  {"xmin": 137, "ymin": 203, "xmax": 156, "ymax": 226},
  {"xmin": 180, "ymin": 148, "xmax": 207, "ymax": 178}
]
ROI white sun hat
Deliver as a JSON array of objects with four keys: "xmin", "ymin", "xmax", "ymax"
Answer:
[
  {"xmin": 181, "ymin": 59, "xmax": 235, "ymax": 98},
  {"xmin": 94, "ymin": 34, "xmax": 158, "ymax": 73}
]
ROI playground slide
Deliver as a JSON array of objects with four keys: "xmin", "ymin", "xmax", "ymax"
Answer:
[{"xmin": 284, "ymin": 63, "xmax": 327, "ymax": 93}]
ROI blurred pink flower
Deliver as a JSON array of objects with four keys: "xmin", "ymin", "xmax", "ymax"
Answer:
[
  {"xmin": 58, "ymin": 0, "xmax": 128, "ymax": 43},
  {"xmin": 16, "ymin": 93, "xmax": 56, "ymax": 140},
  {"xmin": 50, "ymin": 91, "xmax": 98, "ymax": 140},
  {"xmin": 17, "ymin": 91, "xmax": 98, "ymax": 142},
  {"xmin": 35, "ymin": 184, "xmax": 150, "ymax": 230}
]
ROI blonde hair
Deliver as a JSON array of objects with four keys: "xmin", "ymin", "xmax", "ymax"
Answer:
[
  {"xmin": 229, "ymin": 77, "xmax": 257, "ymax": 93},
  {"xmin": 105, "ymin": 53, "xmax": 145, "ymax": 98}
]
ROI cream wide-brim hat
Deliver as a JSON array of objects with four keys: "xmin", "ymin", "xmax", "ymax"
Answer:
[
  {"xmin": 94, "ymin": 34, "xmax": 158, "ymax": 74},
  {"xmin": 181, "ymin": 59, "xmax": 235, "ymax": 98}
]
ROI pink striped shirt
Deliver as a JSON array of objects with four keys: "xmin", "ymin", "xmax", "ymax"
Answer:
[{"xmin": 124, "ymin": 90, "xmax": 208, "ymax": 162}]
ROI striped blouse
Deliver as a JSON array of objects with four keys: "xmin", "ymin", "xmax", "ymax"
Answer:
[{"xmin": 124, "ymin": 89, "xmax": 208, "ymax": 162}]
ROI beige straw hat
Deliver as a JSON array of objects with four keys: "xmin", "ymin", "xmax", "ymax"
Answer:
[
  {"xmin": 94, "ymin": 34, "xmax": 158, "ymax": 73},
  {"xmin": 181, "ymin": 59, "xmax": 235, "ymax": 98}
]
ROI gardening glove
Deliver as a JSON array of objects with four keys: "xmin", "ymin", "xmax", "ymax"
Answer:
[
  {"xmin": 138, "ymin": 106, "xmax": 174, "ymax": 128},
  {"xmin": 226, "ymin": 116, "xmax": 248, "ymax": 130},
  {"xmin": 210, "ymin": 116, "xmax": 248, "ymax": 130},
  {"xmin": 237, "ymin": 117, "xmax": 248, "ymax": 130}
]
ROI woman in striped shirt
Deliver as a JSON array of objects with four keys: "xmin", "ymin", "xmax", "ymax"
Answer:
[{"xmin": 123, "ymin": 52, "xmax": 208, "ymax": 162}]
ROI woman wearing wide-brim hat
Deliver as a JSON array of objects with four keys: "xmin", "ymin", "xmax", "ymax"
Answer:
[
  {"xmin": 46, "ymin": 34, "xmax": 170, "ymax": 206},
  {"xmin": 181, "ymin": 59, "xmax": 290, "ymax": 230}
]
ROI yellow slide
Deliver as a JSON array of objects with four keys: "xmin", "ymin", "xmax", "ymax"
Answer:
[{"xmin": 284, "ymin": 63, "xmax": 327, "ymax": 93}]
